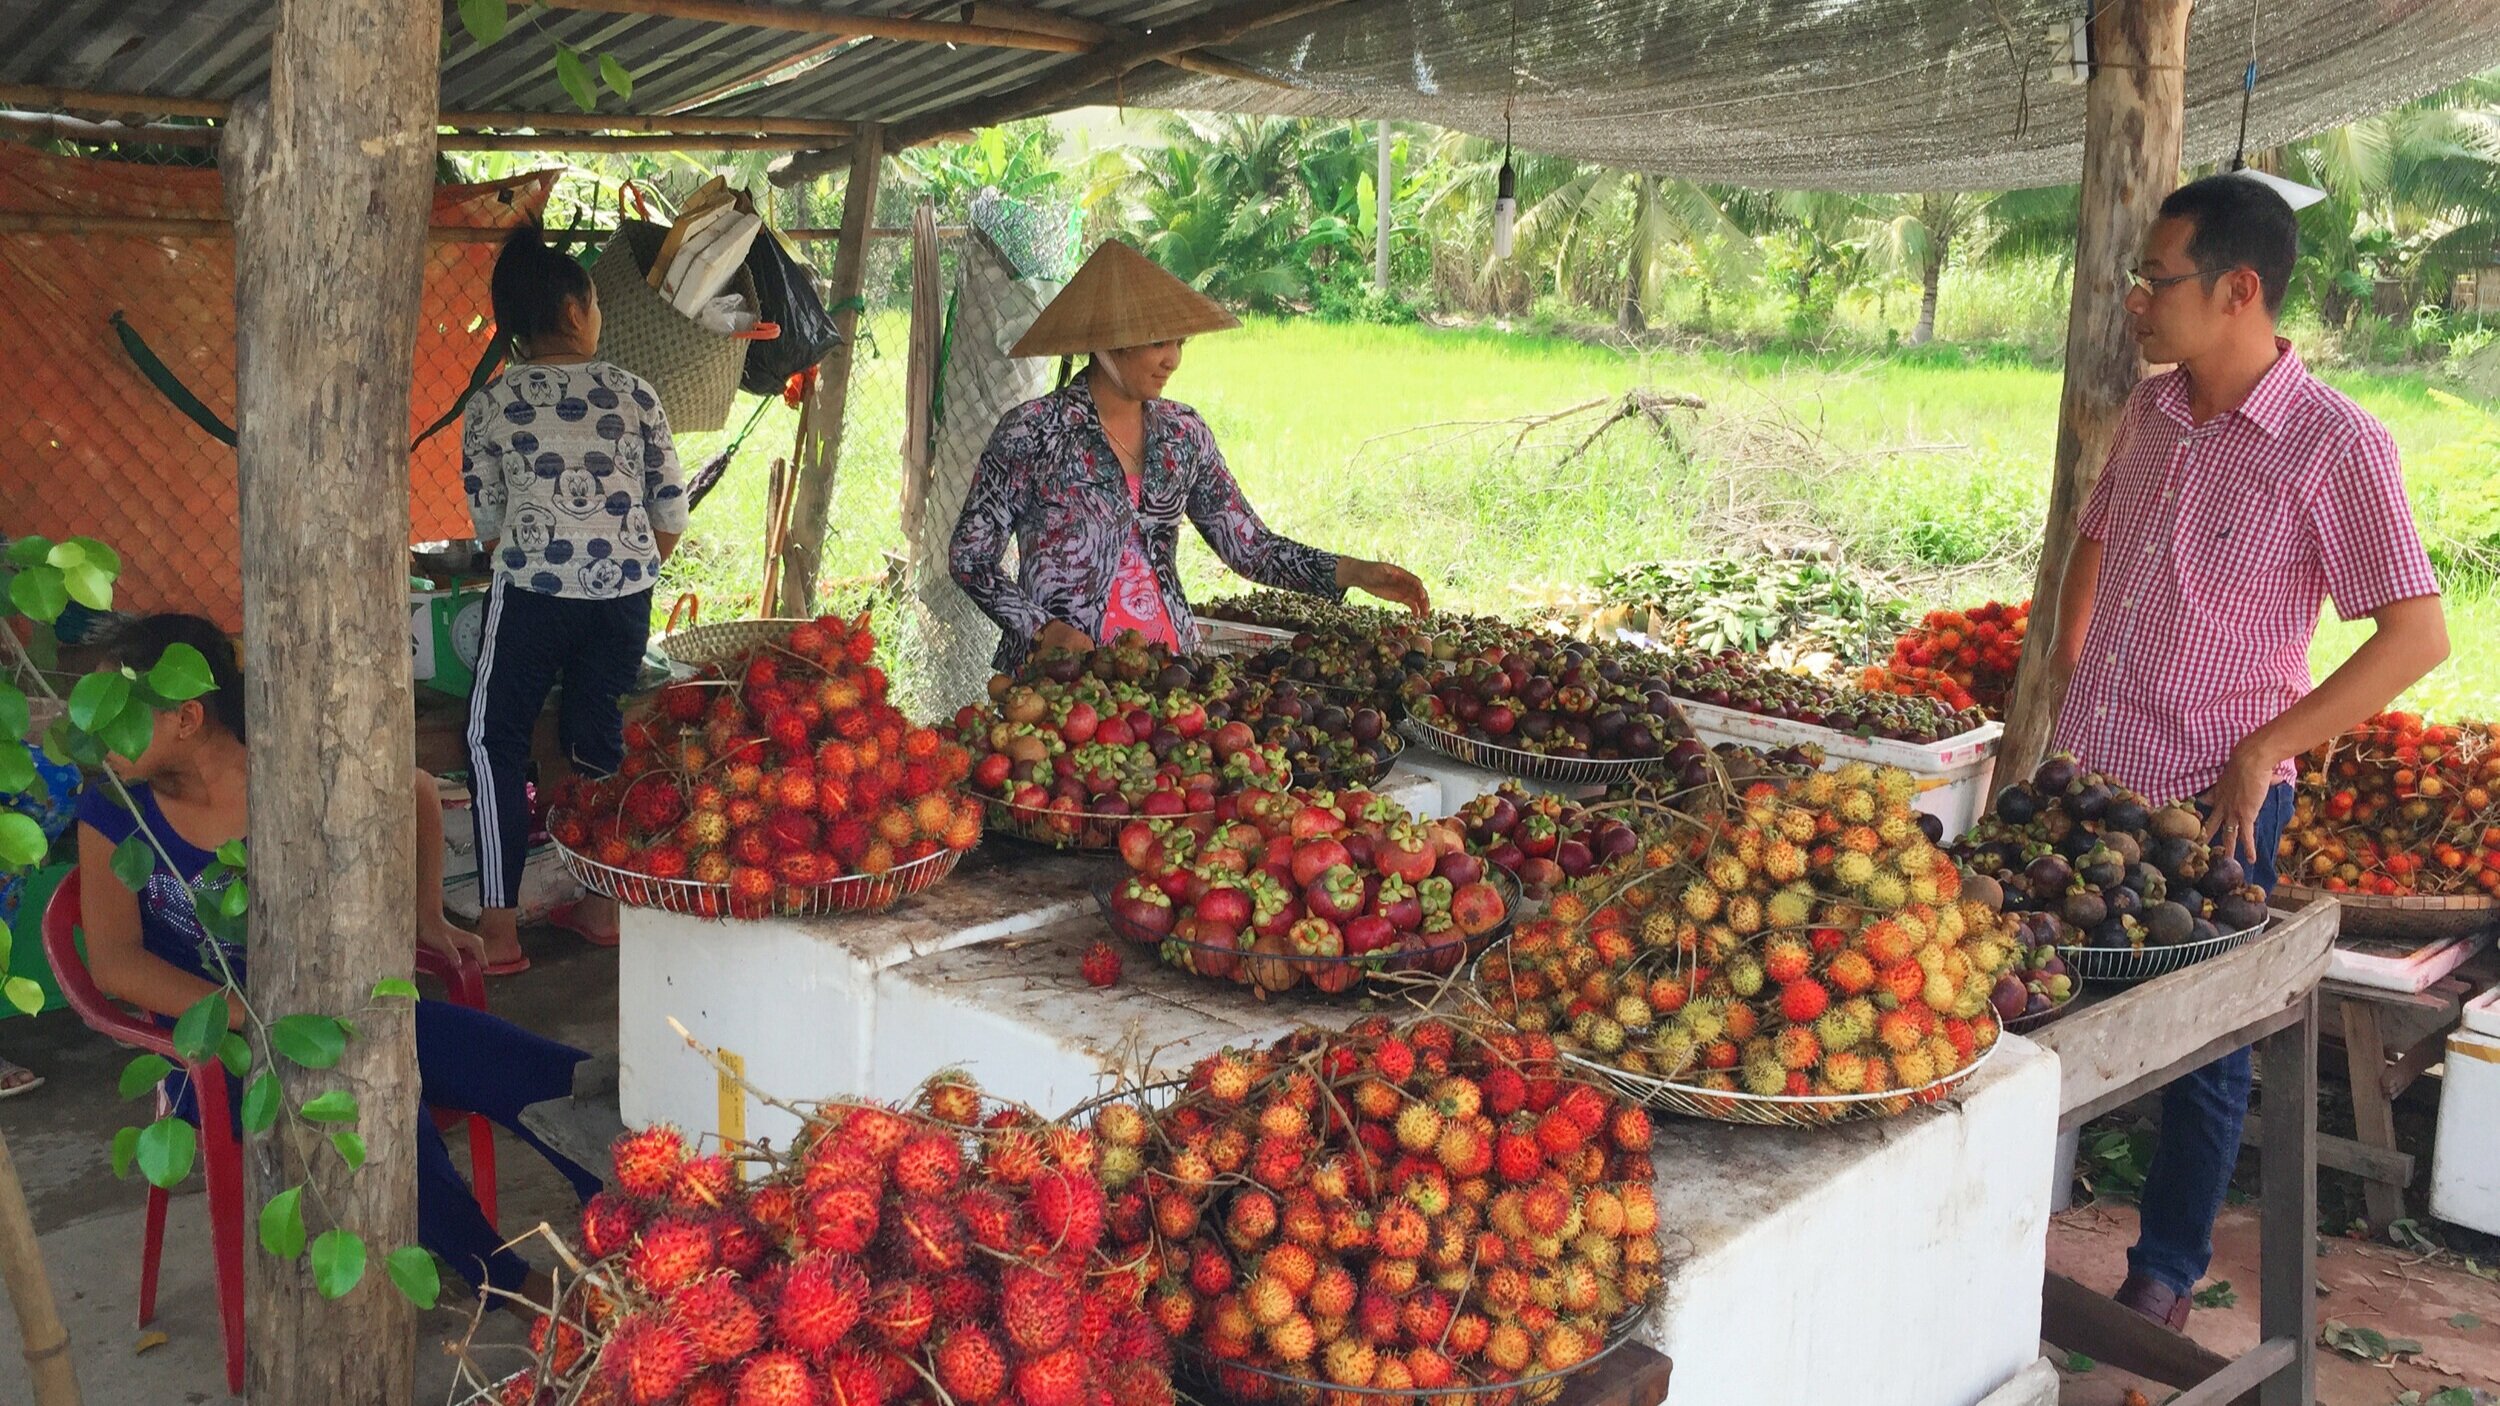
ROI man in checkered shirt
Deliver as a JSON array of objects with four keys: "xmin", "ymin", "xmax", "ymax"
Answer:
[{"xmin": 2051, "ymin": 175, "xmax": 2450, "ymax": 1332}]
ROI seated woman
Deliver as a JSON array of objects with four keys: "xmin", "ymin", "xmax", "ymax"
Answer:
[{"xmin": 74, "ymin": 613, "xmax": 601, "ymax": 1305}]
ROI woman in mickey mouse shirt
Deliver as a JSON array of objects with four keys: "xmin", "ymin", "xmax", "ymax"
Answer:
[{"xmin": 459, "ymin": 224, "xmax": 688, "ymax": 973}]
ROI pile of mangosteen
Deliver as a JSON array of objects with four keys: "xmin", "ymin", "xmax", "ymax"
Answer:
[
  {"xmin": 1402, "ymin": 639, "xmax": 1690, "ymax": 762},
  {"xmin": 1955, "ymin": 753, "xmax": 2272, "ymax": 951}
]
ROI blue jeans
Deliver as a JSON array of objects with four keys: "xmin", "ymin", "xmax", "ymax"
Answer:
[{"xmin": 2126, "ymin": 780, "xmax": 2295, "ymax": 1295}]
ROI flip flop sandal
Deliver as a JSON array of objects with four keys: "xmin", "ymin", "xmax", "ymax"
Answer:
[
  {"xmin": 546, "ymin": 900, "xmax": 620, "ymax": 948},
  {"xmin": 0, "ymin": 1064, "xmax": 46, "ymax": 1100},
  {"xmin": 484, "ymin": 953, "xmax": 534, "ymax": 977}
]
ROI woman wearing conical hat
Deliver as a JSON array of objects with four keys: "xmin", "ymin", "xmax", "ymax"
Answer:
[{"xmin": 949, "ymin": 240, "xmax": 1428, "ymax": 670}]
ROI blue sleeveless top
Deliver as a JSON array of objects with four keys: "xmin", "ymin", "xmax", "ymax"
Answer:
[{"xmin": 74, "ymin": 783, "xmax": 245, "ymax": 987}]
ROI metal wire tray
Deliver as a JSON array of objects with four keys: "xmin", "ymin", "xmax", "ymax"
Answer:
[
  {"xmin": 1288, "ymin": 731, "xmax": 1407, "ymax": 792},
  {"xmin": 658, "ymin": 616, "xmax": 813, "ymax": 667},
  {"xmin": 2056, "ymin": 915, "xmax": 2272, "ymax": 985},
  {"xmin": 2003, "ymin": 986, "xmax": 2081, "ymax": 1034},
  {"xmin": 548, "ymin": 831, "xmax": 965, "ymax": 918},
  {"xmin": 1091, "ymin": 870, "xmax": 1514, "ymax": 997},
  {"xmin": 1397, "ymin": 716, "xmax": 1669, "ymax": 787},
  {"xmin": 1560, "ymin": 1032, "xmax": 1996, "ymax": 1127},
  {"xmin": 1177, "ymin": 1297, "xmax": 1655, "ymax": 1406},
  {"xmin": 983, "ymin": 794, "xmax": 1218, "ymax": 851}
]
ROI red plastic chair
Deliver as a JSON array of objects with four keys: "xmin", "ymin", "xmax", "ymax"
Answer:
[{"xmin": 41, "ymin": 871, "xmax": 498, "ymax": 1394}]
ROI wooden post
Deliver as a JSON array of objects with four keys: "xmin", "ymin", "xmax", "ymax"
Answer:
[
  {"xmin": 1376, "ymin": 120, "xmax": 1393, "ymax": 292},
  {"xmin": 0, "ymin": 1130, "xmax": 78, "ymax": 1404},
  {"xmin": 1995, "ymin": 0, "xmax": 2190, "ymax": 785},
  {"xmin": 223, "ymin": 0, "xmax": 438, "ymax": 1398},
  {"xmin": 778, "ymin": 123, "xmax": 886, "ymax": 613}
]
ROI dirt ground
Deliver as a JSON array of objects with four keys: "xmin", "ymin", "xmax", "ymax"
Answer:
[{"xmin": 2049, "ymin": 1199, "xmax": 2500, "ymax": 1405}]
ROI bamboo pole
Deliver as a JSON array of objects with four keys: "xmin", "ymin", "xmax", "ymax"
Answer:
[
  {"xmin": 0, "ymin": 84, "xmax": 851, "ymax": 135},
  {"xmin": 534, "ymin": 0, "xmax": 1085, "ymax": 52},
  {"xmin": 1996, "ymin": 0, "xmax": 2192, "ymax": 785},
  {"xmin": 0, "ymin": 1128, "xmax": 78, "ymax": 1405},
  {"xmin": 963, "ymin": 2, "xmax": 1295, "ymax": 86},
  {"xmin": 0, "ymin": 212, "xmax": 962, "ymax": 243},
  {"xmin": 1, "ymin": 116, "xmax": 838, "ymax": 152},
  {"xmin": 777, "ymin": 124, "xmax": 885, "ymax": 611}
]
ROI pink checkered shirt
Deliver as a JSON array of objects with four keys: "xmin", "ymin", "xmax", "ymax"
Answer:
[{"xmin": 2051, "ymin": 341, "xmax": 2438, "ymax": 805}]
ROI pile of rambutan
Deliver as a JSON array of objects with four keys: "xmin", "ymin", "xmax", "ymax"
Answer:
[
  {"xmin": 1478, "ymin": 762, "xmax": 2016, "ymax": 1117},
  {"xmin": 1091, "ymin": 1018, "xmax": 1662, "ymax": 1404},
  {"xmin": 547, "ymin": 610, "xmax": 983, "ymax": 918},
  {"xmin": 492, "ymin": 1074, "xmax": 1172, "ymax": 1406}
]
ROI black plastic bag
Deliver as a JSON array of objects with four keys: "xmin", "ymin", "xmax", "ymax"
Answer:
[{"xmin": 740, "ymin": 227, "xmax": 843, "ymax": 394}]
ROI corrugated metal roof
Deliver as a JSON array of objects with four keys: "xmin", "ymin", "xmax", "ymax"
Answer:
[{"xmin": 2, "ymin": 0, "xmax": 2498, "ymax": 191}]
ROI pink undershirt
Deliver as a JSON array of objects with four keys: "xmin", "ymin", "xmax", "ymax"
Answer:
[{"xmin": 1098, "ymin": 462, "xmax": 1181, "ymax": 651}]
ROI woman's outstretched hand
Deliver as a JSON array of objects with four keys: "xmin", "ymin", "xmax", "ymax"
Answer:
[
  {"xmin": 1036, "ymin": 619, "xmax": 1095, "ymax": 655},
  {"xmin": 1337, "ymin": 559, "xmax": 1430, "ymax": 617}
]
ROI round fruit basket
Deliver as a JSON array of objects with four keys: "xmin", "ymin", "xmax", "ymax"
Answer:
[
  {"xmin": 549, "ymin": 831, "xmax": 964, "ymax": 918},
  {"xmin": 2057, "ymin": 914, "xmax": 2273, "ymax": 985},
  {"xmin": 1288, "ymin": 731, "xmax": 1407, "ymax": 791},
  {"xmin": 1177, "ymin": 1298, "xmax": 1656, "ymax": 1406},
  {"xmin": 657, "ymin": 616, "xmax": 813, "ymax": 667},
  {"xmin": 982, "ymin": 795, "xmax": 1218, "ymax": 851},
  {"xmin": 1559, "ymin": 1034, "xmax": 1997, "ymax": 1127},
  {"xmin": 1092, "ymin": 869, "xmax": 1518, "ymax": 998},
  {"xmin": 1398, "ymin": 716, "xmax": 1669, "ymax": 788},
  {"xmin": 2004, "ymin": 985, "xmax": 2082, "ymax": 1035},
  {"xmin": 2272, "ymin": 882, "xmax": 2497, "ymax": 942}
]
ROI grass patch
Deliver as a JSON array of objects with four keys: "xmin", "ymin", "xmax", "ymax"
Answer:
[{"xmin": 665, "ymin": 316, "xmax": 2497, "ymax": 715}]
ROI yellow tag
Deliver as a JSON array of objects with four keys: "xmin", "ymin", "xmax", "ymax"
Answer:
[
  {"xmin": 2447, "ymin": 1035, "xmax": 2500, "ymax": 1065},
  {"xmin": 717, "ymin": 1048, "xmax": 747, "ymax": 1178}
]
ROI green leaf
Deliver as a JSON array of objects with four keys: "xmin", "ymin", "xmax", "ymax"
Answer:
[
  {"xmin": 0, "ymin": 812, "xmax": 41, "ymax": 867},
  {"xmin": 111, "ymin": 1126, "xmax": 139, "ymax": 1179},
  {"xmin": 241, "ymin": 1073, "xmax": 281, "ymax": 1134},
  {"xmin": 8, "ymin": 563, "xmax": 66, "ymax": 621},
  {"xmin": 135, "ymin": 1116, "xmax": 197, "ymax": 1189},
  {"xmin": 0, "ymin": 679, "xmax": 28, "ymax": 739},
  {"xmin": 145, "ymin": 644, "xmax": 216, "ymax": 702},
  {"xmin": 65, "ymin": 669, "xmax": 130, "ymax": 733},
  {"xmin": 385, "ymin": 1245, "xmax": 440, "ymax": 1308},
  {"xmin": 171, "ymin": 993, "xmax": 227, "ymax": 1062},
  {"xmin": 219, "ymin": 881, "xmax": 248, "ymax": 919},
  {"xmin": 111, "ymin": 835, "xmax": 157, "ymax": 892},
  {"xmin": 41, "ymin": 718, "xmax": 101, "ymax": 768},
  {"xmin": 118, "ymin": 1053, "xmax": 174, "ymax": 1100},
  {"xmin": 0, "ymin": 740, "xmax": 36, "ymax": 793},
  {"xmin": 216, "ymin": 1032, "xmax": 251, "ymax": 1079},
  {"xmin": 58, "ymin": 561, "xmax": 113, "ymax": 611},
  {"xmin": 300, "ymin": 1089, "xmax": 360, "ymax": 1123},
  {"xmin": 96, "ymin": 702, "xmax": 155, "ymax": 765},
  {"xmin": 458, "ymin": 0, "xmax": 508, "ymax": 45},
  {"xmin": 2448, "ymin": 1312, "xmax": 2481, "ymax": 1330},
  {"xmin": 269, "ymin": 1013, "xmax": 347, "ymax": 1069},
  {"xmin": 555, "ymin": 45, "xmax": 596, "ymax": 112},
  {"xmin": 59, "ymin": 537, "xmax": 118, "ymax": 576},
  {"xmin": 4, "ymin": 536, "xmax": 51, "ymax": 568},
  {"xmin": 216, "ymin": 840, "xmax": 248, "ymax": 868},
  {"xmin": 2, "ymin": 976, "xmax": 40, "ymax": 1016},
  {"xmin": 331, "ymin": 1131, "xmax": 367, "ymax": 1170},
  {"xmin": 2426, "ymin": 1390, "xmax": 2475, "ymax": 1406},
  {"xmin": 258, "ymin": 1185, "xmax": 305, "ymax": 1260},
  {"xmin": 2059, "ymin": 1351, "xmax": 2093, "ymax": 1374},
  {"xmin": 310, "ymin": 1229, "xmax": 366, "ymax": 1299},
  {"xmin": 372, "ymin": 977, "xmax": 419, "ymax": 1000},
  {"xmin": 599, "ymin": 53, "xmax": 634, "ymax": 99}
]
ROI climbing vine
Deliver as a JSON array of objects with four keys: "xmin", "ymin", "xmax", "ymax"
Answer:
[
  {"xmin": 454, "ymin": 0, "xmax": 636, "ymax": 114},
  {"xmin": 0, "ymin": 535, "xmax": 439, "ymax": 1307}
]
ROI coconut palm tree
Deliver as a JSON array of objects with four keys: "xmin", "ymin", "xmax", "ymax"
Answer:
[{"xmin": 2278, "ymin": 72, "xmax": 2500, "ymax": 322}]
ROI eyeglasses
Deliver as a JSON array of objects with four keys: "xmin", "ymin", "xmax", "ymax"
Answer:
[{"xmin": 2126, "ymin": 265, "xmax": 2228, "ymax": 295}]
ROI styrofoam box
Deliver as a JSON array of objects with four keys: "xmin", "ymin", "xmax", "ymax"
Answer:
[
  {"xmin": 2326, "ymin": 930, "xmax": 2492, "ymax": 993},
  {"xmin": 1676, "ymin": 698, "xmax": 2002, "ymax": 841},
  {"xmin": 2430, "ymin": 984, "xmax": 2500, "ymax": 1235}
]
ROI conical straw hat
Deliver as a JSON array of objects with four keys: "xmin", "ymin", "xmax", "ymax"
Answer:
[{"xmin": 1010, "ymin": 239, "xmax": 1240, "ymax": 358}]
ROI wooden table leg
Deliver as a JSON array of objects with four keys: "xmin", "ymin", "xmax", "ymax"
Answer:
[
  {"xmin": 2336, "ymin": 996, "xmax": 2408, "ymax": 1228},
  {"xmin": 2257, "ymin": 993, "xmax": 2318, "ymax": 1406}
]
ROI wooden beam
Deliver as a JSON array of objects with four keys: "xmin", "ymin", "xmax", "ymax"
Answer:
[
  {"xmin": 2042, "ymin": 1270, "xmax": 2235, "ymax": 1388},
  {"xmin": 1994, "ymin": 0, "xmax": 2191, "ymax": 786},
  {"xmin": 2169, "ymin": 1339, "xmax": 2297, "ymax": 1406},
  {"xmin": 224, "ymin": 0, "xmax": 436, "ymax": 1396},
  {"xmin": 534, "ymin": 0, "xmax": 1085, "ymax": 52},
  {"xmin": 0, "ymin": 84, "xmax": 850, "ymax": 135},
  {"xmin": 2238, "ymin": 1111, "xmax": 2415, "ymax": 1187},
  {"xmin": 965, "ymin": 2, "xmax": 1297, "ymax": 86},
  {"xmin": 443, "ymin": 131, "xmax": 822, "ymax": 151},
  {"xmin": 0, "ymin": 211, "xmax": 551, "ymax": 241},
  {"xmin": 0, "ymin": 111, "xmax": 215, "ymax": 146},
  {"xmin": 2256, "ymin": 999, "xmax": 2320, "ymax": 1406},
  {"xmin": 780, "ymin": 0, "xmax": 1351, "ymax": 184},
  {"xmin": 778, "ymin": 124, "xmax": 885, "ymax": 611}
]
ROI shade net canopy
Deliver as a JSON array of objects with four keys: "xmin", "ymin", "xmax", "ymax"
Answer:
[{"xmin": 4, "ymin": 3, "xmax": 2499, "ymax": 192}]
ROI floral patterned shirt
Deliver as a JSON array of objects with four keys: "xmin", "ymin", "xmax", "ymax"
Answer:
[
  {"xmin": 461, "ymin": 360, "xmax": 688, "ymax": 599},
  {"xmin": 949, "ymin": 374, "xmax": 1341, "ymax": 670}
]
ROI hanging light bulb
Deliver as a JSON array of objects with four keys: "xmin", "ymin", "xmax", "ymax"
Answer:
[
  {"xmin": 2227, "ymin": 59, "xmax": 2328, "ymax": 211},
  {"xmin": 1493, "ymin": 158, "xmax": 1518, "ymax": 260}
]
